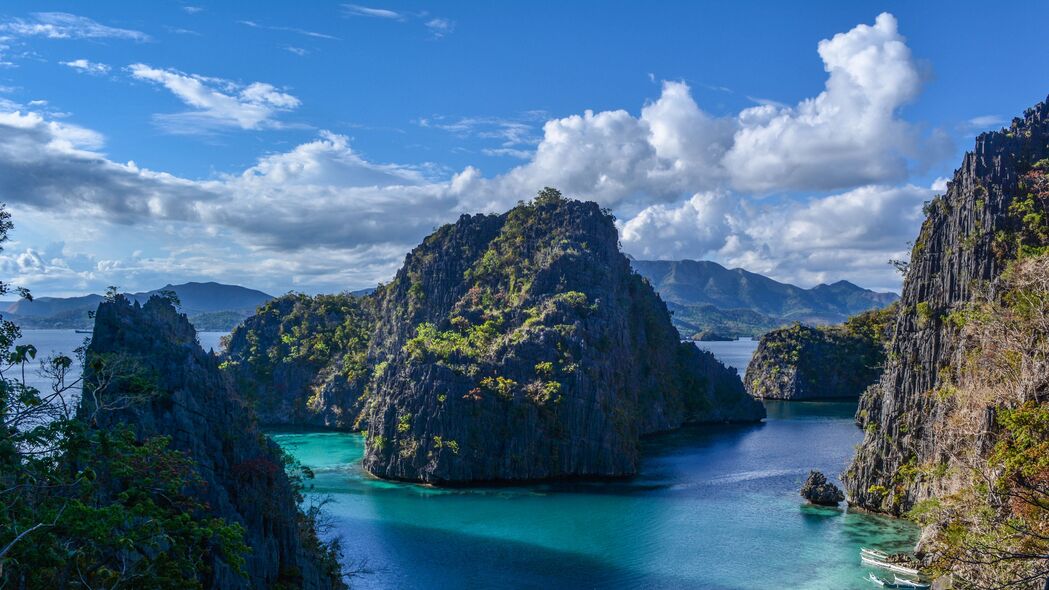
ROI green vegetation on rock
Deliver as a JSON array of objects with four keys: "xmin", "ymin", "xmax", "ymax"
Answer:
[
  {"xmin": 743, "ymin": 304, "xmax": 894, "ymax": 401},
  {"xmin": 222, "ymin": 292, "xmax": 374, "ymax": 429},
  {"xmin": 361, "ymin": 188, "xmax": 764, "ymax": 483}
]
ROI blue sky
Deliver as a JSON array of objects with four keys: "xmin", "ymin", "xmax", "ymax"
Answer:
[{"xmin": 0, "ymin": 1, "xmax": 1047, "ymax": 297}]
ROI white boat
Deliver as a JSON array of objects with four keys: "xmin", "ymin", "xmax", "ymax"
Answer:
[
  {"xmin": 894, "ymin": 575, "xmax": 930, "ymax": 588},
  {"xmin": 861, "ymin": 554, "xmax": 921, "ymax": 577},
  {"xmin": 867, "ymin": 572, "xmax": 900, "ymax": 587},
  {"xmin": 861, "ymin": 547, "xmax": 890, "ymax": 559}
]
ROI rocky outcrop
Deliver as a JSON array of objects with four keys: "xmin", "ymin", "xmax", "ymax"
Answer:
[
  {"xmin": 361, "ymin": 190, "xmax": 765, "ymax": 483},
  {"xmin": 81, "ymin": 296, "xmax": 345, "ymax": 589},
  {"xmin": 223, "ymin": 293, "xmax": 373, "ymax": 430},
  {"xmin": 800, "ymin": 471, "xmax": 845, "ymax": 506},
  {"xmin": 745, "ymin": 309, "xmax": 891, "ymax": 400},
  {"xmin": 844, "ymin": 97, "xmax": 1049, "ymax": 514}
]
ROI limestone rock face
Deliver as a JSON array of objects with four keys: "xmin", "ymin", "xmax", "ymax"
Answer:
[
  {"xmin": 800, "ymin": 471, "xmax": 845, "ymax": 506},
  {"xmin": 223, "ymin": 293, "xmax": 373, "ymax": 430},
  {"xmin": 82, "ymin": 296, "xmax": 344, "ymax": 590},
  {"xmin": 744, "ymin": 320, "xmax": 887, "ymax": 400},
  {"xmin": 843, "ymin": 96, "xmax": 1049, "ymax": 514},
  {"xmin": 361, "ymin": 195, "xmax": 765, "ymax": 483}
]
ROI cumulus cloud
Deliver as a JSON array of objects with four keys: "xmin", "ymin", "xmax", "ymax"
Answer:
[
  {"xmin": 724, "ymin": 13, "xmax": 926, "ymax": 192},
  {"xmin": 468, "ymin": 80, "xmax": 732, "ymax": 212},
  {"xmin": 128, "ymin": 64, "xmax": 301, "ymax": 132},
  {"xmin": 619, "ymin": 183, "xmax": 932, "ymax": 291},
  {"xmin": 0, "ymin": 12, "xmax": 150, "ymax": 41},
  {"xmin": 3, "ymin": 13, "xmax": 947, "ymax": 295},
  {"xmin": 61, "ymin": 58, "xmax": 110, "ymax": 75}
]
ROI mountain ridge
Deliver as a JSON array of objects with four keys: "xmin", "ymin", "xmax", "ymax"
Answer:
[
  {"xmin": 7, "ymin": 281, "xmax": 275, "ymax": 330},
  {"xmin": 630, "ymin": 259, "xmax": 898, "ymax": 338}
]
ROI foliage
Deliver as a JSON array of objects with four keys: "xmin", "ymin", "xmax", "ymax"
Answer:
[
  {"xmin": 908, "ymin": 255, "xmax": 1049, "ymax": 588},
  {"xmin": 403, "ymin": 318, "xmax": 502, "ymax": 363},
  {"xmin": 224, "ymin": 292, "xmax": 374, "ymax": 407},
  {"xmin": 0, "ymin": 205, "xmax": 252, "ymax": 588}
]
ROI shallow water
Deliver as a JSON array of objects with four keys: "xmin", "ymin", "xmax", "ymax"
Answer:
[{"xmin": 272, "ymin": 342, "xmax": 918, "ymax": 590}]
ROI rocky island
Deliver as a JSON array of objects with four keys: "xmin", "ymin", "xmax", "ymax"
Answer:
[
  {"xmin": 800, "ymin": 471, "xmax": 845, "ymax": 506},
  {"xmin": 744, "ymin": 307, "xmax": 893, "ymax": 400},
  {"xmin": 223, "ymin": 292, "xmax": 374, "ymax": 430},
  {"xmin": 360, "ymin": 190, "xmax": 764, "ymax": 483},
  {"xmin": 226, "ymin": 189, "xmax": 765, "ymax": 484},
  {"xmin": 843, "ymin": 97, "xmax": 1049, "ymax": 587}
]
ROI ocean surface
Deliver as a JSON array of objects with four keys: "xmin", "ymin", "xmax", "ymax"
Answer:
[{"xmin": 17, "ymin": 331, "xmax": 919, "ymax": 589}]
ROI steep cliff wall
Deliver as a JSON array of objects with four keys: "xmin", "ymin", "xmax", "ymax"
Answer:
[
  {"xmin": 745, "ymin": 308, "xmax": 892, "ymax": 400},
  {"xmin": 82, "ymin": 296, "xmax": 345, "ymax": 589},
  {"xmin": 745, "ymin": 327, "xmax": 884, "ymax": 401},
  {"xmin": 223, "ymin": 293, "xmax": 373, "ymax": 430},
  {"xmin": 360, "ymin": 191, "xmax": 764, "ymax": 483},
  {"xmin": 844, "ymin": 97, "xmax": 1049, "ymax": 515}
]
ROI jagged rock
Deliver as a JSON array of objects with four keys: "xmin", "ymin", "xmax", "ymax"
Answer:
[
  {"xmin": 82, "ymin": 295, "xmax": 345, "ymax": 589},
  {"xmin": 843, "ymin": 96, "xmax": 1049, "ymax": 514},
  {"xmin": 745, "ymin": 310, "xmax": 891, "ymax": 400},
  {"xmin": 361, "ymin": 193, "xmax": 765, "ymax": 483},
  {"xmin": 223, "ymin": 293, "xmax": 373, "ymax": 430},
  {"xmin": 800, "ymin": 470, "xmax": 845, "ymax": 506}
]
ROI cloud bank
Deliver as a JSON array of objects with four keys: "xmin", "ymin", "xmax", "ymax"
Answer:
[{"xmin": 3, "ymin": 13, "xmax": 944, "ymax": 295}]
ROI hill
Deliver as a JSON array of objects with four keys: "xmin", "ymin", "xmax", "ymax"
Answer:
[{"xmin": 630, "ymin": 259, "xmax": 898, "ymax": 338}]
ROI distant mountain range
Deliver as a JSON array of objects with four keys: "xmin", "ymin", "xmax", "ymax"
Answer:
[
  {"xmin": 630, "ymin": 259, "xmax": 898, "ymax": 339},
  {"xmin": 6, "ymin": 282, "xmax": 274, "ymax": 331},
  {"xmin": 7, "ymin": 262, "xmax": 897, "ymax": 338}
]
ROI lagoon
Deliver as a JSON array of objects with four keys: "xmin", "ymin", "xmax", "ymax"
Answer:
[{"xmin": 17, "ymin": 330, "xmax": 918, "ymax": 589}]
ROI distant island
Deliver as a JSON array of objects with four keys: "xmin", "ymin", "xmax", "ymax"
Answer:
[
  {"xmin": 630, "ymin": 259, "xmax": 898, "ymax": 339},
  {"xmin": 5, "ymin": 282, "xmax": 275, "ymax": 331}
]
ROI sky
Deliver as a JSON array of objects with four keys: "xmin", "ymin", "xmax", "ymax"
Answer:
[{"xmin": 0, "ymin": 1, "xmax": 1047, "ymax": 297}]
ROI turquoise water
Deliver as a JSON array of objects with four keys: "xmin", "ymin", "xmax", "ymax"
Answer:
[
  {"xmin": 18, "ymin": 330, "xmax": 918, "ymax": 588},
  {"xmin": 271, "ymin": 341, "xmax": 919, "ymax": 590}
]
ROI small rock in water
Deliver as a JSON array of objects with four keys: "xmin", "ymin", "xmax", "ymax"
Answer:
[{"xmin": 800, "ymin": 470, "xmax": 846, "ymax": 506}]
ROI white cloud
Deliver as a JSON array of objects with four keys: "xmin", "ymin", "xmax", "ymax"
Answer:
[
  {"xmin": 341, "ymin": 5, "xmax": 455, "ymax": 37},
  {"xmin": 285, "ymin": 46, "xmax": 309, "ymax": 56},
  {"xmin": 61, "ymin": 58, "xmax": 110, "ymax": 75},
  {"xmin": 128, "ymin": 64, "xmax": 301, "ymax": 132},
  {"xmin": 471, "ymin": 80, "xmax": 733, "ymax": 212},
  {"xmin": 342, "ymin": 4, "xmax": 403, "ymax": 19},
  {"xmin": 0, "ymin": 12, "xmax": 150, "ymax": 41},
  {"xmin": 619, "ymin": 183, "xmax": 932, "ymax": 291},
  {"xmin": 1, "ymin": 13, "xmax": 948, "ymax": 295},
  {"xmin": 723, "ymin": 12, "xmax": 929, "ymax": 193},
  {"xmin": 964, "ymin": 115, "xmax": 1006, "ymax": 131},
  {"xmin": 237, "ymin": 20, "xmax": 340, "ymax": 40},
  {"xmin": 182, "ymin": 6, "xmax": 204, "ymax": 15},
  {"xmin": 425, "ymin": 18, "xmax": 455, "ymax": 38}
]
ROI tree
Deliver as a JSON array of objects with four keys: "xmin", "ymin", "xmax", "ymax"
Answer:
[
  {"xmin": 534, "ymin": 187, "xmax": 566, "ymax": 207},
  {"xmin": 0, "ymin": 205, "xmax": 248, "ymax": 588}
]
